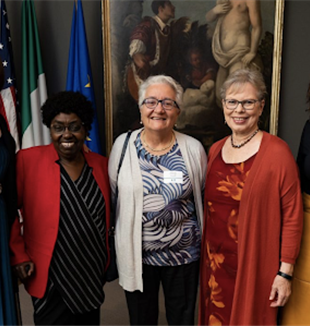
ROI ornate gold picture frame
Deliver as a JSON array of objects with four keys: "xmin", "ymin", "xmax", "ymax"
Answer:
[{"xmin": 102, "ymin": 0, "xmax": 285, "ymax": 153}]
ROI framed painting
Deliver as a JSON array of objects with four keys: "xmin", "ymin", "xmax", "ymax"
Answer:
[{"xmin": 102, "ymin": 0, "xmax": 285, "ymax": 153}]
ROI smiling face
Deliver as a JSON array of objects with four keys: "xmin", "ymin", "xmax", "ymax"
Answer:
[
  {"xmin": 50, "ymin": 112, "xmax": 86, "ymax": 161},
  {"xmin": 223, "ymin": 82, "xmax": 264, "ymax": 137},
  {"xmin": 140, "ymin": 83, "xmax": 180, "ymax": 134}
]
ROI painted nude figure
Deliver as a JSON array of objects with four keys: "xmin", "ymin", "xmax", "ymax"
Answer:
[{"xmin": 206, "ymin": 0, "xmax": 263, "ymax": 104}]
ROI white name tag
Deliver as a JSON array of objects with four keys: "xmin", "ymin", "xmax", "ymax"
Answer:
[{"xmin": 163, "ymin": 171, "xmax": 183, "ymax": 184}]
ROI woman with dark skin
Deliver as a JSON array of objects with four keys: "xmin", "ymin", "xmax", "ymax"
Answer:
[{"xmin": 10, "ymin": 91, "xmax": 110, "ymax": 325}]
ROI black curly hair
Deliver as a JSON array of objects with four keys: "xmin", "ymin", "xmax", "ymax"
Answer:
[{"xmin": 41, "ymin": 91, "xmax": 94, "ymax": 135}]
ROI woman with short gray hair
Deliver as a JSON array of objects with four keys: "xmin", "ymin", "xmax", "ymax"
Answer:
[
  {"xmin": 199, "ymin": 69, "xmax": 303, "ymax": 325},
  {"xmin": 109, "ymin": 75, "xmax": 207, "ymax": 325}
]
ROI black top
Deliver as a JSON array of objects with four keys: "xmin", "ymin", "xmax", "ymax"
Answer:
[
  {"xmin": 297, "ymin": 119, "xmax": 310, "ymax": 195},
  {"xmin": 0, "ymin": 114, "xmax": 17, "ymax": 227}
]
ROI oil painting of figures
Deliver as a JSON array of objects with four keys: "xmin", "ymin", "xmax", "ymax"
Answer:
[{"xmin": 104, "ymin": 0, "xmax": 279, "ymax": 152}]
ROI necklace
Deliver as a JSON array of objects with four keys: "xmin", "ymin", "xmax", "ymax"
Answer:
[
  {"xmin": 231, "ymin": 128, "xmax": 260, "ymax": 149},
  {"xmin": 142, "ymin": 130, "xmax": 174, "ymax": 152}
]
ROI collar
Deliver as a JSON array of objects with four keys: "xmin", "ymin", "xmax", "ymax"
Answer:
[
  {"xmin": 48, "ymin": 142, "xmax": 94, "ymax": 168},
  {"xmin": 153, "ymin": 15, "xmax": 168, "ymax": 31}
]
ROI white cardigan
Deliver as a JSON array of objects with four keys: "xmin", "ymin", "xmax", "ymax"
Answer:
[{"xmin": 108, "ymin": 128, "xmax": 207, "ymax": 292}]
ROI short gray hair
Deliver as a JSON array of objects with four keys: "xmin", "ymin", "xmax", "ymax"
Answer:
[
  {"xmin": 138, "ymin": 75, "xmax": 183, "ymax": 109},
  {"xmin": 220, "ymin": 69, "xmax": 267, "ymax": 100}
]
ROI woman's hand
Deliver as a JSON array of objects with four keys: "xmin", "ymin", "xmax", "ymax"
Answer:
[
  {"xmin": 13, "ymin": 261, "xmax": 35, "ymax": 281},
  {"xmin": 269, "ymin": 274, "xmax": 292, "ymax": 307},
  {"xmin": 133, "ymin": 53, "xmax": 148, "ymax": 69}
]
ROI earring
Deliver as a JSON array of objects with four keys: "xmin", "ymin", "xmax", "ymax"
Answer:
[
  {"xmin": 174, "ymin": 123, "xmax": 177, "ymax": 128},
  {"xmin": 140, "ymin": 121, "xmax": 143, "ymax": 125},
  {"xmin": 224, "ymin": 120, "xmax": 227, "ymax": 124}
]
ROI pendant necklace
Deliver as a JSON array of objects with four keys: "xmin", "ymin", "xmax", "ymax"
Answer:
[
  {"xmin": 231, "ymin": 128, "xmax": 260, "ymax": 149},
  {"xmin": 142, "ymin": 130, "xmax": 174, "ymax": 152}
]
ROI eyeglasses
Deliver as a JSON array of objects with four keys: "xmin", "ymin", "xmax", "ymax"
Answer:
[
  {"xmin": 51, "ymin": 123, "xmax": 84, "ymax": 134},
  {"xmin": 142, "ymin": 97, "xmax": 180, "ymax": 110},
  {"xmin": 223, "ymin": 99, "xmax": 261, "ymax": 110}
]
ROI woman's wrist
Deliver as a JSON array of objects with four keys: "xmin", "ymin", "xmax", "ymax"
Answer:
[
  {"xmin": 278, "ymin": 262, "xmax": 294, "ymax": 280},
  {"xmin": 277, "ymin": 271, "xmax": 292, "ymax": 281}
]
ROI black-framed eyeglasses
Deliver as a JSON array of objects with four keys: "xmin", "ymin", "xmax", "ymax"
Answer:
[
  {"xmin": 51, "ymin": 122, "xmax": 84, "ymax": 134},
  {"xmin": 223, "ymin": 99, "xmax": 261, "ymax": 110},
  {"xmin": 142, "ymin": 97, "xmax": 180, "ymax": 110}
]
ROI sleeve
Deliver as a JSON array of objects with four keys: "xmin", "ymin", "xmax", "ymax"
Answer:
[
  {"xmin": 199, "ymin": 144, "xmax": 208, "ymax": 230},
  {"xmin": 99, "ymin": 155, "xmax": 111, "ymax": 210},
  {"xmin": 129, "ymin": 19, "xmax": 153, "ymax": 46},
  {"xmin": 207, "ymin": 139, "xmax": 222, "ymax": 166},
  {"xmin": 279, "ymin": 146, "xmax": 303, "ymax": 264},
  {"xmin": 207, "ymin": 143, "xmax": 216, "ymax": 162},
  {"xmin": 9, "ymin": 151, "xmax": 31, "ymax": 266},
  {"xmin": 186, "ymin": 137, "xmax": 208, "ymax": 229},
  {"xmin": 198, "ymin": 142, "xmax": 208, "ymax": 193},
  {"xmin": 108, "ymin": 133, "xmax": 127, "ymax": 206},
  {"xmin": 129, "ymin": 39, "xmax": 147, "ymax": 57}
]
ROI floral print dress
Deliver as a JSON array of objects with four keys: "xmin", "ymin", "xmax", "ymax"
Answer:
[{"xmin": 199, "ymin": 151, "xmax": 256, "ymax": 325}]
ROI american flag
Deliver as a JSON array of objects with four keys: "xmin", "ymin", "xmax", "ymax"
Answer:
[{"xmin": 0, "ymin": 0, "xmax": 20, "ymax": 151}]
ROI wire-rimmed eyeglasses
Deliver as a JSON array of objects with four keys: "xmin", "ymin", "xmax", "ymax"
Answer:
[
  {"xmin": 223, "ymin": 99, "xmax": 261, "ymax": 110},
  {"xmin": 142, "ymin": 97, "xmax": 180, "ymax": 110}
]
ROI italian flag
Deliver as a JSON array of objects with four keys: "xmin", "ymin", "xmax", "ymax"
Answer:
[{"xmin": 21, "ymin": 0, "xmax": 50, "ymax": 149}]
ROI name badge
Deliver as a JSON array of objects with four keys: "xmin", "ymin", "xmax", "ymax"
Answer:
[{"xmin": 163, "ymin": 171, "xmax": 183, "ymax": 184}]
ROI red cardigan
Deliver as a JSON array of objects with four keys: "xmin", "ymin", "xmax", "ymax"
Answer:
[
  {"xmin": 200, "ymin": 132, "xmax": 303, "ymax": 325},
  {"xmin": 10, "ymin": 144, "xmax": 111, "ymax": 299}
]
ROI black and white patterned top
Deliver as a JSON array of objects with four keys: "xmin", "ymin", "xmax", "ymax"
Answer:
[{"xmin": 135, "ymin": 133, "xmax": 201, "ymax": 267}]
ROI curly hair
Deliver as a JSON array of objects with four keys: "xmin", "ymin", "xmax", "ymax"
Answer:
[{"xmin": 41, "ymin": 91, "xmax": 94, "ymax": 135}]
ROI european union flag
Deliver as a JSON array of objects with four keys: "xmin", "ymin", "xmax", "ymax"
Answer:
[{"xmin": 66, "ymin": 0, "xmax": 102, "ymax": 154}]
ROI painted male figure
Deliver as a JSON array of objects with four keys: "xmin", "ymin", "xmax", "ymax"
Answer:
[{"xmin": 127, "ymin": 0, "xmax": 175, "ymax": 101}]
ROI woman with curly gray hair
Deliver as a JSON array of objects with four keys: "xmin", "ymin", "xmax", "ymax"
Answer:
[
  {"xmin": 10, "ymin": 91, "xmax": 111, "ymax": 325},
  {"xmin": 109, "ymin": 75, "xmax": 207, "ymax": 325}
]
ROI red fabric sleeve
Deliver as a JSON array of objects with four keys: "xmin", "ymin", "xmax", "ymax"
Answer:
[
  {"xmin": 10, "ymin": 151, "xmax": 30, "ymax": 266},
  {"xmin": 279, "ymin": 150, "xmax": 303, "ymax": 264}
]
